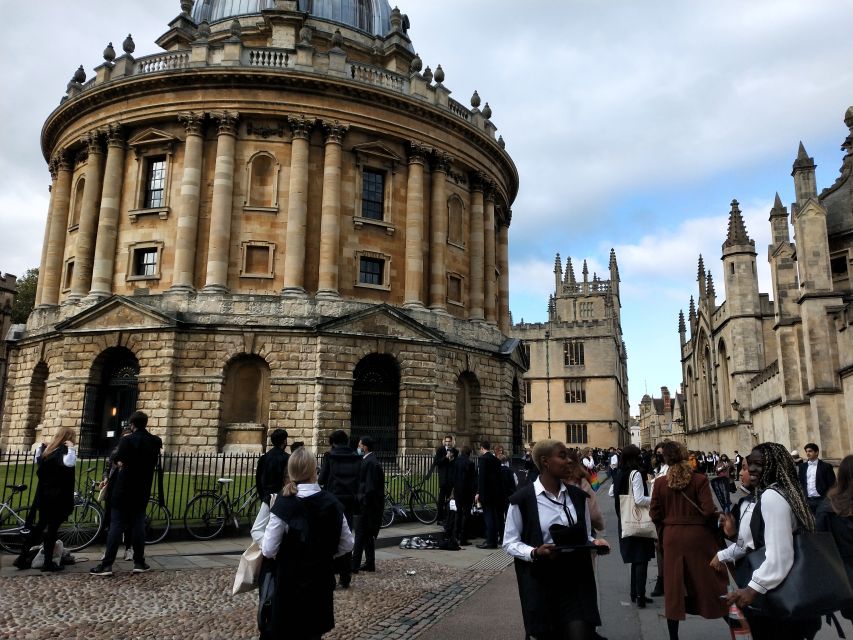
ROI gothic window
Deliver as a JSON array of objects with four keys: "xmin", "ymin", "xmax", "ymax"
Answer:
[
  {"xmin": 240, "ymin": 242, "xmax": 275, "ymax": 279},
  {"xmin": 523, "ymin": 343, "xmax": 531, "ymax": 362},
  {"xmin": 525, "ymin": 380, "xmax": 532, "ymax": 404},
  {"xmin": 361, "ymin": 169, "xmax": 385, "ymax": 220},
  {"xmin": 245, "ymin": 152, "xmax": 280, "ymax": 211},
  {"xmin": 69, "ymin": 177, "xmax": 85, "ymax": 229},
  {"xmin": 566, "ymin": 422, "xmax": 588, "ymax": 444},
  {"xmin": 579, "ymin": 301, "xmax": 594, "ymax": 318},
  {"xmin": 447, "ymin": 195, "xmax": 465, "ymax": 247},
  {"xmin": 564, "ymin": 378, "xmax": 586, "ymax": 403},
  {"xmin": 564, "ymin": 340, "xmax": 584, "ymax": 366}
]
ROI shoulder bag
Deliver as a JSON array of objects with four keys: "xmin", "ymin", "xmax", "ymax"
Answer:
[
  {"xmin": 620, "ymin": 471, "xmax": 657, "ymax": 539},
  {"xmin": 232, "ymin": 494, "xmax": 276, "ymax": 596}
]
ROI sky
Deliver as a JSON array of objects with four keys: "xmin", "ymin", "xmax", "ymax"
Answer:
[{"xmin": 1, "ymin": 1, "xmax": 852, "ymax": 414}]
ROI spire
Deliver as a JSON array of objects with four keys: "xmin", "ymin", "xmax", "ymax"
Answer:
[
  {"xmin": 723, "ymin": 199, "xmax": 751, "ymax": 247},
  {"xmin": 565, "ymin": 257, "xmax": 576, "ymax": 284},
  {"xmin": 678, "ymin": 310, "xmax": 686, "ymax": 334},
  {"xmin": 769, "ymin": 192, "xmax": 787, "ymax": 218},
  {"xmin": 792, "ymin": 141, "xmax": 815, "ymax": 172},
  {"xmin": 688, "ymin": 296, "xmax": 696, "ymax": 323},
  {"xmin": 554, "ymin": 252, "xmax": 563, "ymax": 293},
  {"xmin": 706, "ymin": 271, "xmax": 715, "ymax": 297},
  {"xmin": 697, "ymin": 254, "xmax": 706, "ymax": 295},
  {"xmin": 554, "ymin": 252, "xmax": 562, "ymax": 275},
  {"xmin": 582, "ymin": 260, "xmax": 589, "ymax": 278}
]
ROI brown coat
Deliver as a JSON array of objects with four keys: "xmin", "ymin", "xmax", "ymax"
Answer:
[{"xmin": 649, "ymin": 472, "xmax": 727, "ymax": 621}]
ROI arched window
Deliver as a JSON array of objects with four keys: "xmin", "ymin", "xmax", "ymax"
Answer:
[
  {"xmin": 81, "ymin": 347, "xmax": 139, "ymax": 455},
  {"xmin": 24, "ymin": 362, "xmax": 49, "ymax": 447},
  {"xmin": 702, "ymin": 345, "xmax": 714, "ymax": 425},
  {"xmin": 447, "ymin": 195, "xmax": 465, "ymax": 247},
  {"xmin": 455, "ymin": 371, "xmax": 481, "ymax": 451},
  {"xmin": 70, "ymin": 177, "xmax": 85, "ymax": 228},
  {"xmin": 351, "ymin": 354, "xmax": 400, "ymax": 455},
  {"xmin": 717, "ymin": 340, "xmax": 731, "ymax": 421},
  {"xmin": 245, "ymin": 152, "xmax": 279, "ymax": 210},
  {"xmin": 220, "ymin": 355, "xmax": 271, "ymax": 452}
]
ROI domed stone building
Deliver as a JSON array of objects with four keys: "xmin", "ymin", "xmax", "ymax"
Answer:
[{"xmin": 0, "ymin": 0, "xmax": 525, "ymax": 455}]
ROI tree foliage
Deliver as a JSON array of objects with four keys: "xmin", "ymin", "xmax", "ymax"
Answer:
[{"xmin": 11, "ymin": 268, "xmax": 38, "ymax": 324}]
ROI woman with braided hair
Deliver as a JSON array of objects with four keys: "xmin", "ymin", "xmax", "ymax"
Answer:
[{"xmin": 724, "ymin": 442, "xmax": 820, "ymax": 639}]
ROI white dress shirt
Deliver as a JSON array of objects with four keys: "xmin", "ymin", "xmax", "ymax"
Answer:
[
  {"xmin": 610, "ymin": 454, "xmax": 619, "ymax": 469},
  {"xmin": 747, "ymin": 488, "xmax": 796, "ymax": 594},
  {"xmin": 503, "ymin": 478, "xmax": 594, "ymax": 561},
  {"xmin": 806, "ymin": 460, "xmax": 819, "ymax": 497},
  {"xmin": 608, "ymin": 470, "xmax": 651, "ymax": 507},
  {"xmin": 717, "ymin": 500, "xmax": 756, "ymax": 564},
  {"xmin": 34, "ymin": 445, "xmax": 77, "ymax": 467},
  {"xmin": 261, "ymin": 483, "xmax": 354, "ymax": 559},
  {"xmin": 582, "ymin": 457, "xmax": 595, "ymax": 470}
]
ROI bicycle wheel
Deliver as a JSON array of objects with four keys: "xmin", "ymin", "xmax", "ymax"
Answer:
[
  {"xmin": 380, "ymin": 496, "xmax": 394, "ymax": 529},
  {"xmin": 183, "ymin": 494, "xmax": 226, "ymax": 540},
  {"xmin": 0, "ymin": 507, "xmax": 29, "ymax": 555},
  {"xmin": 58, "ymin": 502, "xmax": 103, "ymax": 551},
  {"xmin": 410, "ymin": 490, "xmax": 438, "ymax": 524},
  {"xmin": 144, "ymin": 499, "xmax": 171, "ymax": 545}
]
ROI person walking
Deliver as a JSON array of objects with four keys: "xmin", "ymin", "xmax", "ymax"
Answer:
[
  {"xmin": 318, "ymin": 429, "xmax": 361, "ymax": 588},
  {"xmin": 649, "ymin": 441, "xmax": 670, "ymax": 598},
  {"xmin": 724, "ymin": 442, "xmax": 821, "ymax": 639},
  {"xmin": 798, "ymin": 442, "xmax": 836, "ymax": 515},
  {"xmin": 261, "ymin": 447, "xmax": 354, "ymax": 640},
  {"xmin": 255, "ymin": 428, "xmax": 290, "ymax": 515},
  {"xmin": 476, "ymin": 440, "xmax": 502, "ymax": 549},
  {"xmin": 609, "ymin": 444, "xmax": 656, "ymax": 608},
  {"xmin": 711, "ymin": 453, "xmax": 735, "ymax": 512},
  {"xmin": 13, "ymin": 428, "xmax": 78, "ymax": 571},
  {"xmin": 504, "ymin": 439, "xmax": 610, "ymax": 640},
  {"xmin": 566, "ymin": 449, "xmax": 605, "ymax": 532},
  {"xmin": 816, "ymin": 454, "xmax": 853, "ymax": 622},
  {"xmin": 452, "ymin": 445, "xmax": 477, "ymax": 545},
  {"xmin": 650, "ymin": 441, "xmax": 727, "ymax": 640},
  {"xmin": 100, "ymin": 425, "xmax": 134, "ymax": 563},
  {"xmin": 351, "ymin": 436, "xmax": 384, "ymax": 574},
  {"xmin": 90, "ymin": 411, "xmax": 162, "ymax": 576}
]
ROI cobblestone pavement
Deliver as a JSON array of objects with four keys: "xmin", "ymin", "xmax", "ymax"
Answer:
[{"xmin": 0, "ymin": 552, "xmax": 512, "ymax": 640}]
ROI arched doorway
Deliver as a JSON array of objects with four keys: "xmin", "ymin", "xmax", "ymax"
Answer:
[
  {"xmin": 351, "ymin": 354, "xmax": 399, "ymax": 455},
  {"xmin": 219, "ymin": 354, "xmax": 271, "ymax": 452},
  {"xmin": 80, "ymin": 347, "xmax": 139, "ymax": 455},
  {"xmin": 455, "ymin": 371, "xmax": 481, "ymax": 452}
]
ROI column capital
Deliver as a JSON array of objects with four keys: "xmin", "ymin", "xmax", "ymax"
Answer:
[
  {"xmin": 470, "ymin": 171, "xmax": 487, "ymax": 192},
  {"xmin": 179, "ymin": 111, "xmax": 206, "ymax": 136},
  {"xmin": 103, "ymin": 122, "xmax": 125, "ymax": 148},
  {"xmin": 288, "ymin": 114, "xmax": 315, "ymax": 139},
  {"xmin": 211, "ymin": 110, "xmax": 240, "ymax": 135},
  {"xmin": 484, "ymin": 180, "xmax": 497, "ymax": 203},
  {"xmin": 431, "ymin": 150, "xmax": 452, "ymax": 174},
  {"xmin": 51, "ymin": 150, "xmax": 72, "ymax": 173},
  {"xmin": 321, "ymin": 120, "xmax": 349, "ymax": 145},
  {"xmin": 84, "ymin": 130, "xmax": 104, "ymax": 155},
  {"xmin": 408, "ymin": 141, "xmax": 429, "ymax": 165}
]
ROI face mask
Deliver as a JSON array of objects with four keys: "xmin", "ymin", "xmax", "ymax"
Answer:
[{"xmin": 357, "ymin": 447, "xmax": 364, "ymax": 456}]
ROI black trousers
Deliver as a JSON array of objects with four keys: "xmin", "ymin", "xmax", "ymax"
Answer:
[
  {"xmin": 17, "ymin": 512, "xmax": 64, "ymax": 565},
  {"xmin": 335, "ymin": 508, "xmax": 354, "ymax": 582},
  {"xmin": 437, "ymin": 483, "xmax": 453, "ymax": 521},
  {"xmin": 103, "ymin": 507, "xmax": 146, "ymax": 566},
  {"xmin": 351, "ymin": 514, "xmax": 376, "ymax": 569}
]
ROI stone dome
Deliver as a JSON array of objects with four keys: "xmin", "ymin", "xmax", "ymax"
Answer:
[{"xmin": 191, "ymin": 0, "xmax": 398, "ymax": 38}]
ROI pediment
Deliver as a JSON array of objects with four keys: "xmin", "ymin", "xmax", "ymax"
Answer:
[
  {"xmin": 352, "ymin": 142, "xmax": 402, "ymax": 164},
  {"xmin": 128, "ymin": 128, "xmax": 179, "ymax": 148},
  {"xmin": 795, "ymin": 198, "xmax": 828, "ymax": 219},
  {"xmin": 56, "ymin": 296, "xmax": 179, "ymax": 333},
  {"xmin": 317, "ymin": 304, "xmax": 443, "ymax": 342}
]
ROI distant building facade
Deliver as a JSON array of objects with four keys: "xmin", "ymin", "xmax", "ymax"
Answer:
[
  {"xmin": 637, "ymin": 386, "xmax": 685, "ymax": 449},
  {"xmin": 0, "ymin": 272, "xmax": 17, "ymax": 421},
  {"xmin": 0, "ymin": 0, "xmax": 526, "ymax": 455},
  {"xmin": 680, "ymin": 107, "xmax": 853, "ymax": 462},
  {"xmin": 512, "ymin": 251, "xmax": 630, "ymax": 448}
]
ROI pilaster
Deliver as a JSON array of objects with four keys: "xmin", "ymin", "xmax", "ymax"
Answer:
[{"xmin": 170, "ymin": 112, "xmax": 206, "ymax": 293}]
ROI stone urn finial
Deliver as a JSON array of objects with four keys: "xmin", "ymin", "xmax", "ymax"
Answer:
[
  {"xmin": 122, "ymin": 34, "xmax": 135, "ymax": 55},
  {"xmin": 180, "ymin": 0, "xmax": 194, "ymax": 16},
  {"xmin": 196, "ymin": 21, "xmax": 211, "ymax": 41},
  {"xmin": 471, "ymin": 90, "xmax": 481, "ymax": 108},
  {"xmin": 103, "ymin": 42, "xmax": 116, "ymax": 62},
  {"xmin": 498, "ymin": 135, "xmax": 505, "ymax": 149},
  {"xmin": 390, "ymin": 6, "xmax": 403, "ymax": 32},
  {"xmin": 299, "ymin": 24, "xmax": 313, "ymax": 45},
  {"xmin": 423, "ymin": 65, "xmax": 433, "ymax": 84},
  {"xmin": 410, "ymin": 52, "xmax": 422, "ymax": 73},
  {"xmin": 434, "ymin": 64, "xmax": 445, "ymax": 84},
  {"xmin": 72, "ymin": 65, "xmax": 86, "ymax": 84},
  {"xmin": 229, "ymin": 19, "xmax": 242, "ymax": 40},
  {"xmin": 482, "ymin": 102, "xmax": 492, "ymax": 120},
  {"xmin": 331, "ymin": 28, "xmax": 343, "ymax": 49}
]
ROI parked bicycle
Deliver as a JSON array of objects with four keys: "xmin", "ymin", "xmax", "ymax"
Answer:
[
  {"xmin": 57, "ymin": 467, "xmax": 105, "ymax": 552},
  {"xmin": 379, "ymin": 470, "xmax": 438, "ymax": 528},
  {"xmin": 0, "ymin": 484, "xmax": 32, "ymax": 554},
  {"xmin": 183, "ymin": 478, "xmax": 259, "ymax": 540}
]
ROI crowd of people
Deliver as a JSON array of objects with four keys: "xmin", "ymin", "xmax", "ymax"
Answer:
[{"xmin": 10, "ymin": 423, "xmax": 853, "ymax": 640}]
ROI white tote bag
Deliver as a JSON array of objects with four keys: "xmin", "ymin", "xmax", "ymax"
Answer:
[
  {"xmin": 232, "ymin": 495, "xmax": 275, "ymax": 596},
  {"xmin": 619, "ymin": 471, "xmax": 657, "ymax": 540}
]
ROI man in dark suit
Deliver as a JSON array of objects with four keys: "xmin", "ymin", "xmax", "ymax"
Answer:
[
  {"xmin": 799, "ymin": 442, "xmax": 836, "ymax": 514},
  {"xmin": 319, "ymin": 429, "xmax": 361, "ymax": 588},
  {"xmin": 351, "ymin": 436, "xmax": 384, "ymax": 573},
  {"xmin": 255, "ymin": 428, "xmax": 290, "ymax": 504},
  {"xmin": 433, "ymin": 435, "xmax": 454, "ymax": 524},
  {"xmin": 452, "ymin": 445, "xmax": 477, "ymax": 545},
  {"xmin": 91, "ymin": 411, "xmax": 162, "ymax": 576},
  {"xmin": 476, "ymin": 440, "xmax": 502, "ymax": 549}
]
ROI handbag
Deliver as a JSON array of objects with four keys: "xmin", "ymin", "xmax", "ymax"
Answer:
[
  {"xmin": 735, "ymin": 530, "xmax": 853, "ymax": 619},
  {"xmin": 620, "ymin": 471, "xmax": 657, "ymax": 540},
  {"xmin": 232, "ymin": 494, "xmax": 275, "ymax": 596}
]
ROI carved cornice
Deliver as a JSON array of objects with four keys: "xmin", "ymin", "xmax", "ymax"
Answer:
[
  {"xmin": 211, "ymin": 110, "xmax": 240, "ymax": 135},
  {"xmin": 178, "ymin": 111, "xmax": 205, "ymax": 136},
  {"xmin": 288, "ymin": 115, "xmax": 314, "ymax": 139},
  {"xmin": 408, "ymin": 141, "xmax": 429, "ymax": 165},
  {"xmin": 321, "ymin": 120, "xmax": 349, "ymax": 145}
]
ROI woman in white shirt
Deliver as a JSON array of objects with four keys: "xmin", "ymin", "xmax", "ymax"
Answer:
[
  {"xmin": 260, "ymin": 447, "xmax": 353, "ymax": 640},
  {"xmin": 504, "ymin": 439, "xmax": 610, "ymax": 640},
  {"xmin": 724, "ymin": 442, "xmax": 820, "ymax": 640},
  {"xmin": 609, "ymin": 444, "xmax": 656, "ymax": 607}
]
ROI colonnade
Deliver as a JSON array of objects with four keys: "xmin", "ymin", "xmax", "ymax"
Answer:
[{"xmin": 36, "ymin": 113, "xmax": 512, "ymax": 332}]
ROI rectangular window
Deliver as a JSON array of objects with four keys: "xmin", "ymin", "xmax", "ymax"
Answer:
[
  {"xmin": 523, "ymin": 422, "xmax": 533, "ymax": 444},
  {"xmin": 144, "ymin": 156, "xmax": 167, "ymax": 209},
  {"xmin": 579, "ymin": 302, "xmax": 594, "ymax": 319},
  {"xmin": 447, "ymin": 275, "xmax": 462, "ymax": 303},
  {"xmin": 565, "ymin": 422, "xmax": 588, "ymax": 444},
  {"xmin": 525, "ymin": 380, "xmax": 532, "ymax": 404},
  {"xmin": 63, "ymin": 261, "xmax": 74, "ymax": 291},
  {"xmin": 359, "ymin": 257, "xmax": 384, "ymax": 285},
  {"xmin": 523, "ymin": 343, "xmax": 531, "ymax": 362},
  {"xmin": 245, "ymin": 245, "xmax": 270, "ymax": 275},
  {"xmin": 564, "ymin": 379, "xmax": 586, "ymax": 403},
  {"xmin": 133, "ymin": 248, "xmax": 158, "ymax": 277},
  {"xmin": 361, "ymin": 169, "xmax": 385, "ymax": 220},
  {"xmin": 563, "ymin": 340, "xmax": 584, "ymax": 366}
]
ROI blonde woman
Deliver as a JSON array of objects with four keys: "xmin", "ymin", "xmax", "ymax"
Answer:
[
  {"xmin": 14, "ymin": 428, "xmax": 77, "ymax": 571},
  {"xmin": 261, "ymin": 447, "xmax": 353, "ymax": 640}
]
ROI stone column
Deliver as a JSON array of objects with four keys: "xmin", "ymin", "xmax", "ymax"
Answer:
[
  {"xmin": 88, "ymin": 123, "xmax": 126, "ymax": 300},
  {"xmin": 316, "ymin": 121, "xmax": 348, "ymax": 300},
  {"xmin": 282, "ymin": 115, "xmax": 313, "ymax": 297},
  {"xmin": 34, "ymin": 166, "xmax": 58, "ymax": 307},
  {"xmin": 497, "ymin": 218, "xmax": 510, "ymax": 333},
  {"xmin": 170, "ymin": 112, "xmax": 205, "ymax": 292},
  {"xmin": 403, "ymin": 142, "xmax": 428, "ymax": 309},
  {"xmin": 468, "ymin": 175, "xmax": 485, "ymax": 321},
  {"xmin": 428, "ymin": 152, "xmax": 450, "ymax": 312},
  {"xmin": 202, "ymin": 111, "xmax": 239, "ymax": 293},
  {"xmin": 483, "ymin": 185, "xmax": 497, "ymax": 325},
  {"xmin": 69, "ymin": 132, "xmax": 105, "ymax": 301},
  {"xmin": 40, "ymin": 152, "xmax": 73, "ymax": 306}
]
